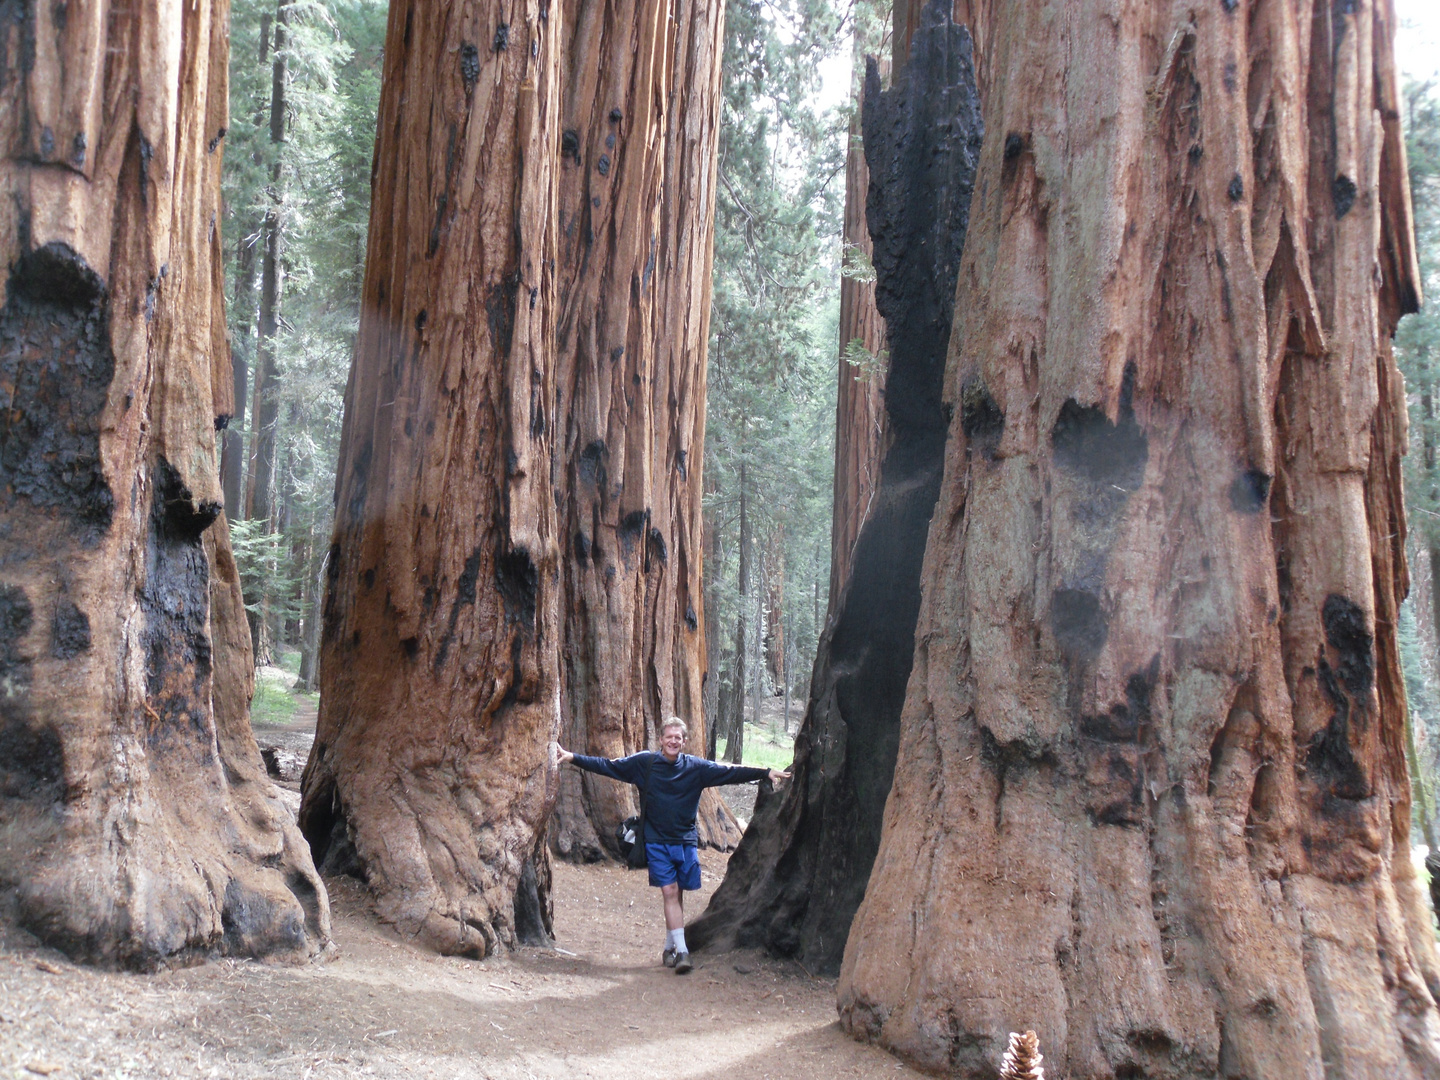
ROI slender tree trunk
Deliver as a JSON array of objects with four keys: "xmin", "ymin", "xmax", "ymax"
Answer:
[
  {"xmin": 750, "ymin": 568, "xmax": 763, "ymax": 722},
  {"xmin": 0, "ymin": 0, "xmax": 329, "ymax": 965},
  {"xmin": 296, "ymin": 542, "xmax": 324, "ymax": 691},
  {"xmin": 299, "ymin": 0, "xmax": 562, "ymax": 957},
  {"xmin": 782, "ymin": 622, "xmax": 791, "ymax": 733},
  {"xmin": 764, "ymin": 528, "xmax": 784, "ymax": 686},
  {"xmin": 220, "ymin": 25, "xmax": 273, "ymax": 521},
  {"xmin": 547, "ymin": 0, "xmax": 736, "ymax": 863},
  {"xmin": 839, "ymin": 1, "xmax": 1440, "ymax": 1075},
  {"xmin": 244, "ymin": 1, "xmax": 288, "ymax": 529},
  {"xmin": 222, "ymin": 229, "xmax": 257, "ymax": 519},
  {"xmin": 242, "ymin": 2, "xmax": 290, "ymax": 666},
  {"xmin": 704, "ymin": 473, "xmax": 722, "ymax": 760},
  {"xmin": 727, "ymin": 461, "xmax": 750, "ymax": 763},
  {"xmin": 689, "ymin": 0, "xmax": 980, "ymax": 974},
  {"xmin": 830, "ymin": 96, "xmax": 888, "ymax": 610}
]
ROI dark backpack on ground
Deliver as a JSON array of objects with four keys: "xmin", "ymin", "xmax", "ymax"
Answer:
[{"xmin": 616, "ymin": 753, "xmax": 656, "ymax": 870}]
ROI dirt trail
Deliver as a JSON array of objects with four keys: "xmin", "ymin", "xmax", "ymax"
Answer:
[{"xmin": 1, "ymin": 849, "xmax": 926, "ymax": 1079}]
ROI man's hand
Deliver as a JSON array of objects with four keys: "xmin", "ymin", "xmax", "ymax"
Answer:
[
  {"xmin": 556, "ymin": 745, "xmax": 575, "ymax": 765},
  {"xmin": 768, "ymin": 768, "xmax": 791, "ymax": 784}
]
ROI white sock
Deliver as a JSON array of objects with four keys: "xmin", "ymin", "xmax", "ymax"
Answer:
[{"xmin": 670, "ymin": 928, "xmax": 687, "ymax": 954}]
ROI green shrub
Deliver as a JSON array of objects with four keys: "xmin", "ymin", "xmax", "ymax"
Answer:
[{"xmin": 250, "ymin": 675, "xmax": 297, "ymax": 727}]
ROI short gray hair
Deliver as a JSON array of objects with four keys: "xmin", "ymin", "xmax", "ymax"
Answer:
[{"xmin": 661, "ymin": 716, "xmax": 688, "ymax": 738}]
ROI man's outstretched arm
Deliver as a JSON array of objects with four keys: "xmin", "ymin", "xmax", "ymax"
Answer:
[
  {"xmin": 696, "ymin": 759, "xmax": 792, "ymax": 787},
  {"xmin": 555, "ymin": 745, "xmax": 646, "ymax": 784}
]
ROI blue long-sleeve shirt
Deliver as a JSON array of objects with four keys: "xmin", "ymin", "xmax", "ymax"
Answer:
[{"xmin": 570, "ymin": 752, "xmax": 769, "ymax": 844}]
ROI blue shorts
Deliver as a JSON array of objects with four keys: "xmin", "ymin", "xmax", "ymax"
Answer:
[{"xmin": 646, "ymin": 843, "xmax": 701, "ymax": 890}]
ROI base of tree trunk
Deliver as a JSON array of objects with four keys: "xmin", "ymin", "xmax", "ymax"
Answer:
[{"xmin": 1, "ymin": 499, "xmax": 331, "ymax": 969}]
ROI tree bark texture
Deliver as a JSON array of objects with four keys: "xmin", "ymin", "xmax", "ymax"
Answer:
[
  {"xmin": 687, "ymin": 1, "xmax": 980, "ymax": 976},
  {"xmin": 547, "ymin": 0, "xmax": 738, "ymax": 863},
  {"xmin": 829, "ymin": 110, "xmax": 888, "ymax": 609},
  {"xmin": 838, "ymin": 0, "xmax": 1438, "ymax": 1076},
  {"xmin": 0, "ymin": 0, "xmax": 330, "ymax": 966},
  {"xmin": 764, "ymin": 528, "xmax": 784, "ymax": 687},
  {"xmin": 299, "ymin": 0, "xmax": 564, "ymax": 957}
]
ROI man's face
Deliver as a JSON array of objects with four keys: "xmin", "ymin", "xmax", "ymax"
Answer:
[{"xmin": 660, "ymin": 726, "xmax": 685, "ymax": 760}]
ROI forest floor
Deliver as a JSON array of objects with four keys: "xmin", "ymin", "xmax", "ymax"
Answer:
[
  {"xmin": 0, "ymin": 852, "xmax": 926, "ymax": 1079},
  {"xmin": 1, "ymin": 688, "xmax": 921, "ymax": 1080}
]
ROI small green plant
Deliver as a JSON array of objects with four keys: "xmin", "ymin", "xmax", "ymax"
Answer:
[
  {"xmin": 840, "ymin": 240, "xmax": 876, "ymax": 284},
  {"xmin": 250, "ymin": 674, "xmax": 298, "ymax": 727},
  {"xmin": 740, "ymin": 722, "xmax": 795, "ymax": 772},
  {"xmin": 843, "ymin": 337, "xmax": 889, "ymax": 383}
]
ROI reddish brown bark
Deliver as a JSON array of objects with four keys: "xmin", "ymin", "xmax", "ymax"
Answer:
[
  {"xmin": 839, "ymin": 0, "xmax": 1438, "ymax": 1075},
  {"xmin": 299, "ymin": 0, "xmax": 563, "ymax": 956},
  {"xmin": 547, "ymin": 0, "xmax": 738, "ymax": 862},
  {"xmin": 0, "ymin": 0, "xmax": 328, "ymax": 965},
  {"xmin": 764, "ymin": 528, "xmax": 784, "ymax": 686},
  {"xmin": 830, "ymin": 111, "xmax": 888, "ymax": 608}
]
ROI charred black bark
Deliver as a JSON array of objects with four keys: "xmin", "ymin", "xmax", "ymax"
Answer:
[
  {"xmin": 0, "ymin": 242, "xmax": 115, "ymax": 540},
  {"xmin": 688, "ymin": 0, "xmax": 981, "ymax": 976}
]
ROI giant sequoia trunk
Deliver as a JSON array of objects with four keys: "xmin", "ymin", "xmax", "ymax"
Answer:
[
  {"xmin": 838, "ymin": 0, "xmax": 1440, "ymax": 1076},
  {"xmin": 299, "ymin": 0, "xmax": 563, "ymax": 957},
  {"xmin": 0, "ymin": 0, "xmax": 329, "ymax": 966},
  {"xmin": 688, "ymin": 0, "xmax": 981, "ymax": 975},
  {"xmin": 547, "ymin": 0, "xmax": 738, "ymax": 863}
]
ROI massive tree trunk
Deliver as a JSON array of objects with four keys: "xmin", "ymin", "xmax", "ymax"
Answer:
[
  {"xmin": 547, "ymin": 0, "xmax": 737, "ymax": 864},
  {"xmin": 299, "ymin": 0, "xmax": 563, "ymax": 957},
  {"xmin": 0, "ymin": 0, "xmax": 329, "ymax": 966},
  {"xmin": 688, "ymin": 0, "xmax": 980, "ymax": 974},
  {"xmin": 838, "ymin": 0, "xmax": 1440, "ymax": 1076}
]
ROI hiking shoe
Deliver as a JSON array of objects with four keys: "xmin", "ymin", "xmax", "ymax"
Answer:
[
  {"xmin": 674, "ymin": 952, "xmax": 693, "ymax": 975},
  {"xmin": 662, "ymin": 947, "xmax": 678, "ymax": 968}
]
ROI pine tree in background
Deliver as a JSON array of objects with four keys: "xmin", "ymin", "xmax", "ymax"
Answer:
[
  {"xmin": 1394, "ymin": 76, "xmax": 1440, "ymax": 886},
  {"xmin": 704, "ymin": 0, "xmax": 847, "ymax": 760},
  {"xmin": 222, "ymin": 0, "xmax": 386, "ymax": 681},
  {"xmin": 1396, "ymin": 78, "xmax": 1440, "ymax": 828}
]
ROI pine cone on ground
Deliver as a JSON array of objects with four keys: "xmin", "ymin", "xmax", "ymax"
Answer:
[{"xmin": 999, "ymin": 1030, "xmax": 1044, "ymax": 1080}]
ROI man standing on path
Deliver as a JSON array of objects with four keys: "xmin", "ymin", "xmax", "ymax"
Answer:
[{"xmin": 557, "ymin": 717, "xmax": 790, "ymax": 974}]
